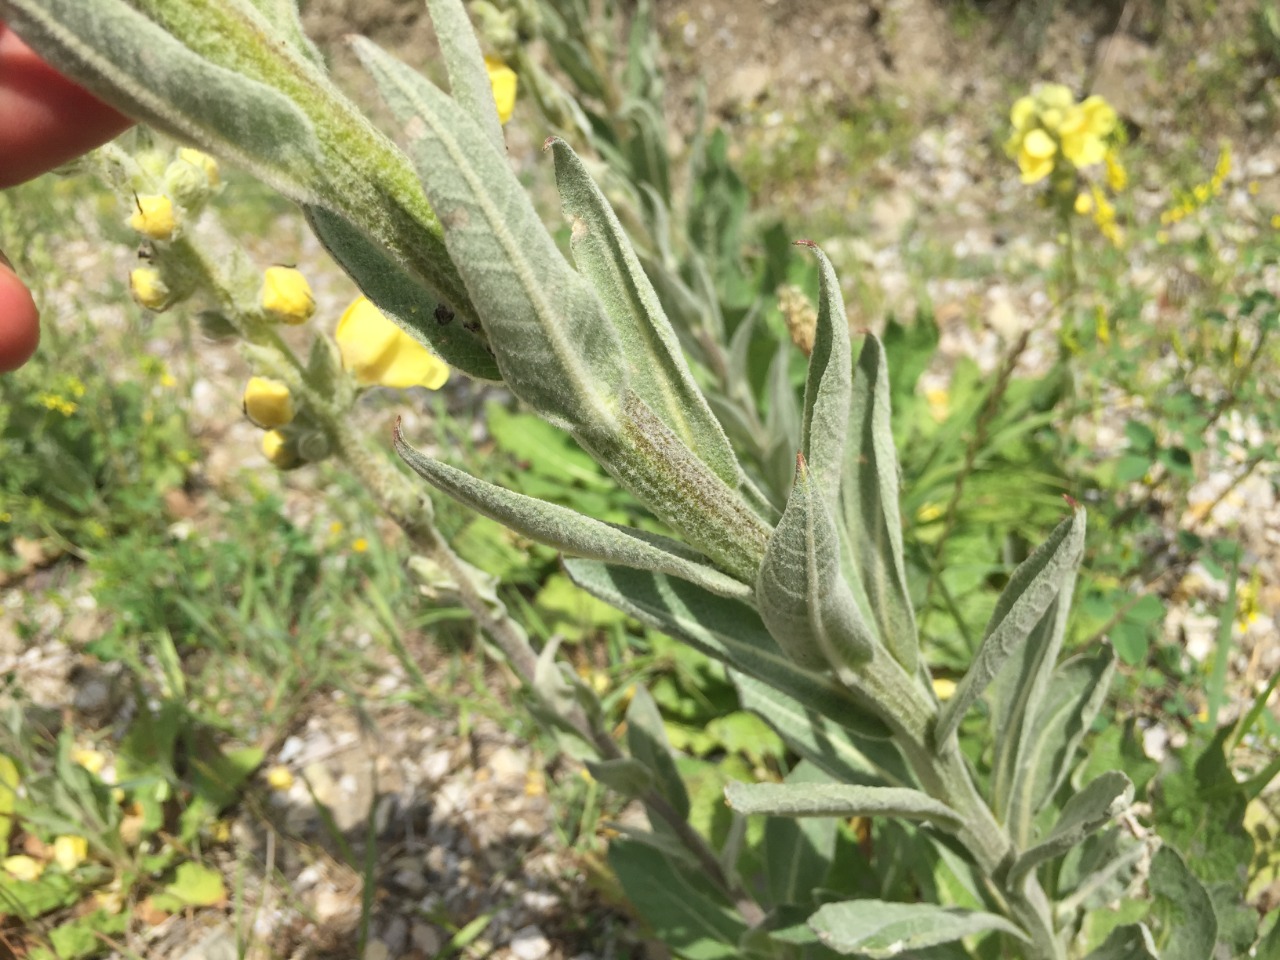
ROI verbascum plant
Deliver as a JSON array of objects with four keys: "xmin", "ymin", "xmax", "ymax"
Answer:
[{"xmin": 7, "ymin": 2, "xmax": 1217, "ymax": 957}]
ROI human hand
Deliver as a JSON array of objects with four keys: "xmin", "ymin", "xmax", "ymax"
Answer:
[{"xmin": 1, "ymin": 21, "xmax": 133, "ymax": 372}]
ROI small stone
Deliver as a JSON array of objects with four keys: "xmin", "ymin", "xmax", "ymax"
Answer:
[
  {"xmin": 509, "ymin": 925, "xmax": 551, "ymax": 960},
  {"xmin": 412, "ymin": 922, "xmax": 444, "ymax": 954}
]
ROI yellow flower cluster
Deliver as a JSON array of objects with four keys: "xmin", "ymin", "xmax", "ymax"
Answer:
[
  {"xmin": 1160, "ymin": 144, "xmax": 1232, "ymax": 226},
  {"xmin": 1007, "ymin": 84, "xmax": 1119, "ymax": 184},
  {"xmin": 36, "ymin": 392, "xmax": 77, "ymax": 416}
]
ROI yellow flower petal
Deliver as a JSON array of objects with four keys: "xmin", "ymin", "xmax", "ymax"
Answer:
[
  {"xmin": 485, "ymin": 56, "xmax": 518, "ymax": 125},
  {"xmin": 1036, "ymin": 83, "xmax": 1074, "ymax": 110},
  {"xmin": 1018, "ymin": 130, "xmax": 1057, "ymax": 183},
  {"xmin": 3, "ymin": 855, "xmax": 43, "ymax": 881},
  {"xmin": 243, "ymin": 377, "xmax": 296, "ymax": 429},
  {"xmin": 72, "ymin": 748, "xmax": 107, "ymax": 776},
  {"xmin": 53, "ymin": 835, "xmax": 88, "ymax": 872},
  {"xmin": 1074, "ymin": 192, "xmax": 1094, "ymax": 215},
  {"xmin": 130, "ymin": 267, "xmax": 171, "ymax": 311},
  {"xmin": 261, "ymin": 267, "xmax": 316, "ymax": 325},
  {"xmin": 264, "ymin": 765, "xmax": 294, "ymax": 791},
  {"xmin": 335, "ymin": 297, "xmax": 450, "ymax": 390},
  {"xmin": 932, "ymin": 678, "xmax": 957, "ymax": 701},
  {"xmin": 261, "ymin": 430, "xmax": 297, "ymax": 469},
  {"xmin": 129, "ymin": 194, "xmax": 177, "ymax": 241},
  {"xmin": 1010, "ymin": 95, "xmax": 1036, "ymax": 131}
]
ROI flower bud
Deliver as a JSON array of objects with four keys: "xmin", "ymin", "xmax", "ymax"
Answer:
[
  {"xmin": 295, "ymin": 429, "xmax": 332, "ymax": 463},
  {"xmin": 261, "ymin": 429, "xmax": 299, "ymax": 469},
  {"xmin": 129, "ymin": 194, "xmax": 177, "ymax": 241},
  {"xmin": 243, "ymin": 376, "xmax": 295, "ymax": 428},
  {"xmin": 178, "ymin": 148, "xmax": 220, "ymax": 186},
  {"xmin": 485, "ymin": 56, "xmax": 518, "ymax": 125},
  {"xmin": 261, "ymin": 266, "xmax": 316, "ymax": 325},
  {"xmin": 164, "ymin": 150, "xmax": 218, "ymax": 212},
  {"xmin": 335, "ymin": 297, "xmax": 450, "ymax": 389},
  {"xmin": 130, "ymin": 267, "xmax": 172, "ymax": 311},
  {"xmin": 53, "ymin": 836, "xmax": 89, "ymax": 872}
]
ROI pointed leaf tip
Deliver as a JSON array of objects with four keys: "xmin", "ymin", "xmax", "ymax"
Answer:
[
  {"xmin": 1063, "ymin": 493, "xmax": 1081, "ymax": 510},
  {"xmin": 543, "ymin": 136, "xmax": 560, "ymax": 151},
  {"xmin": 794, "ymin": 239, "xmax": 817, "ymax": 248}
]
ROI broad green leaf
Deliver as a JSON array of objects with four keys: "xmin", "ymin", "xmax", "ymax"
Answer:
[
  {"xmin": 808, "ymin": 900, "xmax": 1028, "ymax": 957},
  {"xmin": 424, "ymin": 0, "xmax": 505, "ymax": 153},
  {"xmin": 842, "ymin": 335, "xmax": 917, "ymax": 673},
  {"xmin": 304, "ymin": 206, "xmax": 500, "ymax": 379},
  {"xmin": 763, "ymin": 762, "xmax": 837, "ymax": 906},
  {"xmin": 732, "ymin": 672, "xmax": 911, "ymax": 787},
  {"xmin": 563, "ymin": 560, "xmax": 892, "ymax": 741},
  {"xmin": 1, "ymin": 0, "xmax": 321, "ymax": 198},
  {"xmin": 797, "ymin": 242, "xmax": 851, "ymax": 509},
  {"xmin": 40, "ymin": 908, "xmax": 128, "ymax": 960},
  {"xmin": 726, "ymin": 782, "xmax": 962, "ymax": 830},
  {"xmin": 394, "ymin": 431, "xmax": 752, "ymax": 601},
  {"xmin": 550, "ymin": 138, "xmax": 740, "ymax": 487},
  {"xmin": 1083, "ymin": 923, "xmax": 1159, "ymax": 959},
  {"xmin": 0, "ymin": 871, "xmax": 79, "ymax": 918},
  {"xmin": 0, "ymin": 755, "xmax": 17, "ymax": 853},
  {"xmin": 1007, "ymin": 771, "xmax": 1133, "ymax": 889},
  {"xmin": 353, "ymin": 37, "xmax": 627, "ymax": 433},
  {"xmin": 756, "ymin": 455, "xmax": 877, "ymax": 671},
  {"xmin": 1150, "ymin": 846, "xmax": 1217, "ymax": 960},
  {"xmin": 150, "ymin": 861, "xmax": 227, "ymax": 912},
  {"xmin": 584, "ymin": 758, "xmax": 652, "ymax": 797},
  {"xmin": 937, "ymin": 507, "xmax": 1085, "ymax": 752},
  {"xmin": 1005, "ymin": 647, "xmax": 1115, "ymax": 844},
  {"xmin": 609, "ymin": 839, "xmax": 747, "ymax": 960},
  {"xmin": 627, "ymin": 686, "xmax": 690, "ymax": 820}
]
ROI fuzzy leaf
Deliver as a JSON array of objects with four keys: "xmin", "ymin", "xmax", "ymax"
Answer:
[
  {"xmin": 843, "ymin": 335, "xmax": 917, "ymax": 673},
  {"xmin": 424, "ymin": 0, "xmax": 505, "ymax": 153},
  {"xmin": 797, "ymin": 242, "xmax": 852, "ymax": 509},
  {"xmin": 1083, "ymin": 923, "xmax": 1159, "ymax": 959},
  {"xmin": 763, "ymin": 762, "xmax": 837, "ymax": 906},
  {"xmin": 1007, "ymin": 771, "xmax": 1133, "ymax": 888},
  {"xmin": 726, "ymin": 782, "xmax": 962, "ymax": 830},
  {"xmin": 1006, "ymin": 647, "xmax": 1116, "ymax": 844},
  {"xmin": 242, "ymin": 0, "xmax": 323, "ymax": 65},
  {"xmin": 394, "ymin": 430, "xmax": 752, "ymax": 601},
  {"xmin": 2, "ymin": 0, "xmax": 322, "ymax": 197},
  {"xmin": 809, "ymin": 900, "xmax": 1028, "ymax": 957},
  {"xmin": 550, "ymin": 138, "xmax": 740, "ymax": 487},
  {"xmin": 757, "ymin": 455, "xmax": 877, "ymax": 671},
  {"xmin": 305, "ymin": 206, "xmax": 499, "ymax": 379},
  {"xmin": 563, "ymin": 560, "xmax": 891, "ymax": 741},
  {"xmin": 1150, "ymin": 846, "xmax": 1217, "ymax": 960},
  {"xmin": 935, "ymin": 506, "xmax": 1085, "ymax": 751},
  {"xmin": 627, "ymin": 686, "xmax": 690, "ymax": 820},
  {"xmin": 584, "ymin": 758, "xmax": 652, "ymax": 797},
  {"xmin": 353, "ymin": 37, "xmax": 627, "ymax": 432}
]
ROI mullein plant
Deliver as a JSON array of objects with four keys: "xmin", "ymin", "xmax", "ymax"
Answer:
[{"xmin": 3, "ymin": 1, "xmax": 1223, "ymax": 957}]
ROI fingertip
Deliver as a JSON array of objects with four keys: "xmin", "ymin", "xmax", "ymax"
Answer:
[{"xmin": 0, "ymin": 262, "xmax": 40, "ymax": 373}]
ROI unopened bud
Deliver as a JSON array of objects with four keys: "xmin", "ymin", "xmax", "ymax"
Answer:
[
  {"xmin": 130, "ymin": 267, "xmax": 171, "ymax": 311},
  {"xmin": 243, "ymin": 377, "xmax": 295, "ymax": 428},
  {"xmin": 261, "ymin": 429, "xmax": 299, "ymax": 469},
  {"xmin": 261, "ymin": 267, "xmax": 315, "ymax": 325},
  {"xmin": 178, "ymin": 148, "xmax": 219, "ymax": 186},
  {"xmin": 129, "ymin": 195, "xmax": 177, "ymax": 241}
]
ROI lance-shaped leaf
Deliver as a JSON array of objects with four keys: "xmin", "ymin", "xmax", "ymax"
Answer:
[
  {"xmin": 2, "ymin": 0, "xmax": 322, "ymax": 198},
  {"xmin": 1083, "ymin": 923, "xmax": 1159, "ymax": 960},
  {"xmin": 1007, "ymin": 771, "xmax": 1133, "ymax": 889},
  {"xmin": 529, "ymin": 637, "xmax": 604, "ymax": 760},
  {"xmin": 626, "ymin": 686, "xmax": 690, "ymax": 820},
  {"xmin": 763, "ymin": 762, "xmax": 837, "ymax": 906},
  {"xmin": 842, "ymin": 335, "xmax": 917, "ymax": 673},
  {"xmin": 584, "ymin": 758, "xmax": 652, "ymax": 798},
  {"xmin": 563, "ymin": 560, "xmax": 892, "ymax": 741},
  {"xmin": 550, "ymin": 138, "xmax": 740, "ymax": 487},
  {"xmin": 757, "ymin": 455, "xmax": 877, "ymax": 671},
  {"xmin": 395, "ymin": 427, "xmax": 752, "ymax": 600},
  {"xmin": 797, "ymin": 241, "xmax": 852, "ymax": 509},
  {"xmin": 1150, "ymin": 846, "xmax": 1217, "ymax": 960},
  {"xmin": 1005, "ymin": 647, "xmax": 1116, "ymax": 844},
  {"xmin": 423, "ymin": 0, "xmax": 505, "ymax": 153},
  {"xmin": 733, "ymin": 672, "xmax": 911, "ymax": 787},
  {"xmin": 809, "ymin": 900, "xmax": 1029, "ymax": 957},
  {"xmin": 305, "ymin": 206, "xmax": 499, "ymax": 379},
  {"xmin": 353, "ymin": 37, "xmax": 627, "ymax": 433},
  {"xmin": 726, "ymin": 782, "xmax": 962, "ymax": 830},
  {"xmin": 934, "ymin": 505, "xmax": 1086, "ymax": 752}
]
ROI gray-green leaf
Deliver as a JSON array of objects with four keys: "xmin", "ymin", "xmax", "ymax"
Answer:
[
  {"xmin": 353, "ymin": 37, "xmax": 627, "ymax": 433},
  {"xmin": 584, "ymin": 758, "xmax": 653, "ymax": 797},
  {"xmin": 936, "ymin": 506, "xmax": 1086, "ymax": 752},
  {"xmin": 757, "ymin": 455, "xmax": 877, "ymax": 671},
  {"xmin": 424, "ymin": 0, "xmax": 505, "ymax": 153},
  {"xmin": 394, "ymin": 430, "xmax": 752, "ymax": 601},
  {"xmin": 1083, "ymin": 923, "xmax": 1159, "ymax": 960},
  {"xmin": 763, "ymin": 762, "xmax": 837, "ymax": 906},
  {"xmin": 550, "ymin": 138, "xmax": 740, "ymax": 487},
  {"xmin": 1007, "ymin": 771, "xmax": 1133, "ymax": 889},
  {"xmin": 843, "ymin": 334, "xmax": 917, "ymax": 673},
  {"xmin": 726, "ymin": 782, "xmax": 961, "ymax": 830},
  {"xmin": 1150, "ymin": 846, "xmax": 1217, "ymax": 960},
  {"xmin": 626, "ymin": 686, "xmax": 690, "ymax": 820},
  {"xmin": 809, "ymin": 900, "xmax": 1029, "ymax": 957},
  {"xmin": 797, "ymin": 241, "xmax": 851, "ymax": 509}
]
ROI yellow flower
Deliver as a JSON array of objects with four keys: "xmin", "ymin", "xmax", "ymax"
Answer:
[
  {"xmin": 264, "ymin": 765, "xmax": 294, "ymax": 791},
  {"xmin": 3, "ymin": 855, "xmax": 43, "ymax": 881},
  {"xmin": 932, "ymin": 678, "xmax": 957, "ymax": 701},
  {"xmin": 351, "ymin": 537, "xmax": 370, "ymax": 554},
  {"xmin": 485, "ymin": 56, "xmax": 518, "ymax": 125},
  {"xmin": 178, "ymin": 148, "xmax": 220, "ymax": 186},
  {"xmin": 1074, "ymin": 192, "xmax": 1094, "ymax": 215},
  {"xmin": 335, "ymin": 297, "xmax": 450, "ymax": 390},
  {"xmin": 53, "ymin": 835, "xmax": 88, "ymax": 871},
  {"xmin": 72, "ymin": 748, "xmax": 107, "ymax": 775},
  {"xmin": 1105, "ymin": 151, "xmax": 1128, "ymax": 192},
  {"xmin": 1059, "ymin": 96, "xmax": 1116, "ymax": 168},
  {"xmin": 130, "ymin": 266, "xmax": 171, "ymax": 311},
  {"xmin": 1009, "ymin": 95, "xmax": 1037, "ymax": 132},
  {"xmin": 1018, "ymin": 128, "xmax": 1057, "ymax": 184},
  {"xmin": 261, "ymin": 266, "xmax": 316, "ymax": 325},
  {"xmin": 129, "ymin": 194, "xmax": 177, "ymax": 241},
  {"xmin": 242, "ymin": 377, "xmax": 296, "ymax": 428},
  {"xmin": 261, "ymin": 430, "xmax": 297, "ymax": 469},
  {"xmin": 916, "ymin": 503, "xmax": 944, "ymax": 523}
]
